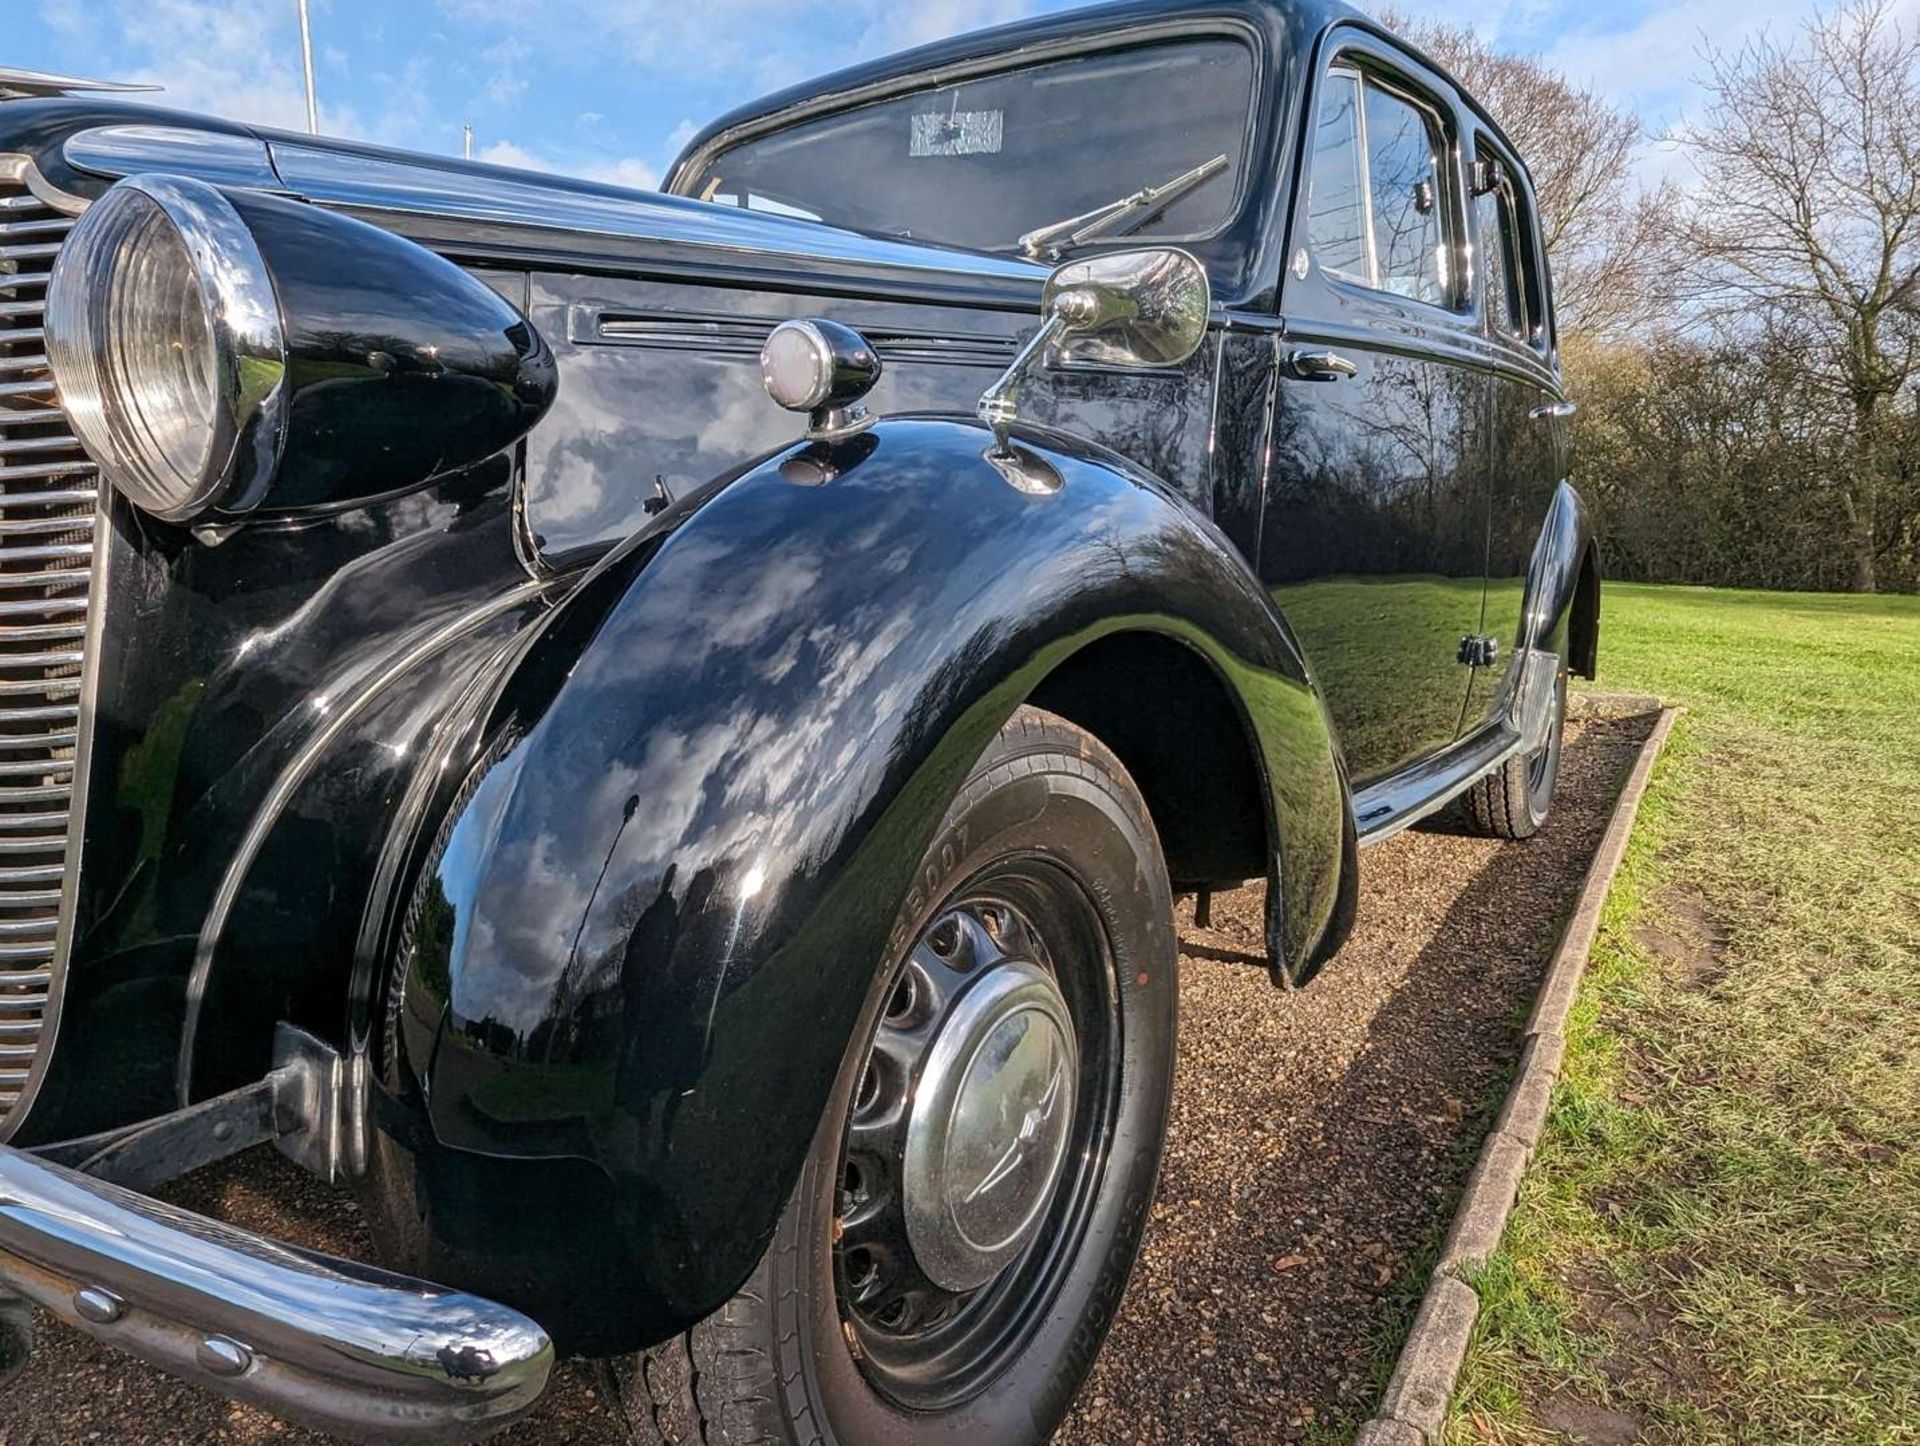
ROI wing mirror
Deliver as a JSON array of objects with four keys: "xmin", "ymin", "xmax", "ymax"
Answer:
[{"xmin": 978, "ymin": 246, "xmax": 1211, "ymax": 456}]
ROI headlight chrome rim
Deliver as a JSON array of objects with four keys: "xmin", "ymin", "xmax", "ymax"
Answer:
[
  {"xmin": 759, "ymin": 319, "xmax": 835, "ymax": 413},
  {"xmin": 45, "ymin": 172, "xmax": 287, "ymax": 522}
]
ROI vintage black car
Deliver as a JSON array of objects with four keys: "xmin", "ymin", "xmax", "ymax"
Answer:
[{"xmin": 0, "ymin": 0, "xmax": 1595, "ymax": 1440}]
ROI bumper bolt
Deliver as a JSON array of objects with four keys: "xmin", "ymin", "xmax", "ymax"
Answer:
[
  {"xmin": 197, "ymin": 1336, "xmax": 254, "ymax": 1377},
  {"xmin": 73, "ymin": 1287, "xmax": 125, "ymax": 1324}
]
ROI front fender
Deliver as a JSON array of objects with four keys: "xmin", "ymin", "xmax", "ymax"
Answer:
[{"xmin": 373, "ymin": 418, "xmax": 1345, "ymax": 1352}]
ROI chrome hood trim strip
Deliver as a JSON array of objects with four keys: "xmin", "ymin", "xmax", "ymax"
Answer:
[{"xmin": 61, "ymin": 125, "xmax": 286, "ymax": 193}]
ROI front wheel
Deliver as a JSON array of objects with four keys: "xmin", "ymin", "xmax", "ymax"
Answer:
[{"xmin": 604, "ymin": 706, "xmax": 1177, "ymax": 1444}]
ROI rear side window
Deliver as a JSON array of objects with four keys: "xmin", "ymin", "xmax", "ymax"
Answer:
[
  {"xmin": 1303, "ymin": 65, "xmax": 1454, "ymax": 306},
  {"xmin": 1474, "ymin": 160, "xmax": 1526, "ymax": 338}
]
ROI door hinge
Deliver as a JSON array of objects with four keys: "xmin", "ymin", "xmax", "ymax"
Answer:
[{"xmin": 1458, "ymin": 635, "xmax": 1500, "ymax": 668}]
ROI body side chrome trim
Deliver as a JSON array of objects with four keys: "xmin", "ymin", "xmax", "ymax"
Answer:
[
  {"xmin": 1352, "ymin": 642, "xmax": 1561, "ymax": 847},
  {"xmin": 1352, "ymin": 719, "xmax": 1518, "ymax": 846},
  {"xmin": 0, "ymin": 1144, "xmax": 552, "ymax": 1441},
  {"xmin": 1279, "ymin": 310, "xmax": 1562, "ymax": 394}
]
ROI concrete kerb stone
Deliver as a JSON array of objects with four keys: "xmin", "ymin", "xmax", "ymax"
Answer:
[
  {"xmin": 1493, "ymin": 1030, "xmax": 1566, "ymax": 1150},
  {"xmin": 1354, "ymin": 1416, "xmax": 1428, "ymax": 1446},
  {"xmin": 1374, "ymin": 1274, "xmax": 1479, "ymax": 1435},
  {"xmin": 1437, "ymin": 1132, "xmax": 1531, "ymax": 1276}
]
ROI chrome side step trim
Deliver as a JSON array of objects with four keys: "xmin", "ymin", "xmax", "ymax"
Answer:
[
  {"xmin": 0, "ymin": 1147, "xmax": 553, "ymax": 1442},
  {"xmin": 1353, "ymin": 721, "xmax": 1520, "ymax": 847},
  {"xmin": 1353, "ymin": 647, "xmax": 1561, "ymax": 848}
]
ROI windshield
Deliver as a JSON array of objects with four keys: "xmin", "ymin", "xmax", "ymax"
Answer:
[{"xmin": 684, "ymin": 37, "xmax": 1258, "ymax": 262}]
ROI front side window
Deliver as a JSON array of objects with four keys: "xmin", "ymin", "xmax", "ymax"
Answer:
[
  {"xmin": 1303, "ymin": 65, "xmax": 1454, "ymax": 306},
  {"xmin": 1306, "ymin": 72, "xmax": 1369, "ymax": 283},
  {"xmin": 684, "ymin": 37, "xmax": 1257, "ymax": 266}
]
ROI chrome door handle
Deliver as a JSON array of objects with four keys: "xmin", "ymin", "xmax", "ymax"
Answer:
[
  {"xmin": 1529, "ymin": 399, "xmax": 1577, "ymax": 420},
  {"xmin": 1285, "ymin": 349, "xmax": 1359, "ymax": 382}
]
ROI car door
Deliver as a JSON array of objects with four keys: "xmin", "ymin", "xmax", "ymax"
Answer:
[
  {"xmin": 1466, "ymin": 135, "xmax": 1566, "ymax": 723},
  {"xmin": 1264, "ymin": 43, "xmax": 1489, "ymax": 790}
]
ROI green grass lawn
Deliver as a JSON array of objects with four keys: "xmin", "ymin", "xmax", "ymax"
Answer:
[{"xmin": 1449, "ymin": 583, "xmax": 1920, "ymax": 1443}]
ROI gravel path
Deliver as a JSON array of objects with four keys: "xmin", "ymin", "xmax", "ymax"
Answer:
[{"xmin": 0, "ymin": 716, "xmax": 1650, "ymax": 1445}]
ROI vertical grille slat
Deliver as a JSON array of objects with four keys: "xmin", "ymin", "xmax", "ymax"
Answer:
[{"xmin": 0, "ymin": 167, "xmax": 98, "ymax": 1130}]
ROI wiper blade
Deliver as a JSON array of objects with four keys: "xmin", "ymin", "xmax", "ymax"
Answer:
[{"xmin": 1018, "ymin": 154, "xmax": 1230, "ymax": 260}]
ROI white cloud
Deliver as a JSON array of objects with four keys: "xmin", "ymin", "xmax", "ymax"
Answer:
[
  {"xmin": 109, "ymin": 0, "xmax": 320, "ymax": 133},
  {"xmin": 664, "ymin": 117, "xmax": 702, "ymax": 154},
  {"xmin": 472, "ymin": 137, "xmax": 659, "ymax": 189},
  {"xmin": 476, "ymin": 138, "xmax": 548, "ymax": 170},
  {"xmin": 479, "ymin": 37, "xmax": 529, "ymax": 107},
  {"xmin": 433, "ymin": 0, "xmax": 1044, "ymax": 85},
  {"xmin": 582, "ymin": 155, "xmax": 660, "ymax": 189},
  {"xmin": 865, "ymin": 0, "xmax": 1032, "ymax": 49}
]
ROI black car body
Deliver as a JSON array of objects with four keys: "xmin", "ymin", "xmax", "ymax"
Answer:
[{"xmin": 0, "ymin": 1, "xmax": 1595, "ymax": 1439}]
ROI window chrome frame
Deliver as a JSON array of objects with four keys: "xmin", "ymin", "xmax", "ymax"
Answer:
[{"xmin": 1471, "ymin": 137, "xmax": 1531, "ymax": 344}]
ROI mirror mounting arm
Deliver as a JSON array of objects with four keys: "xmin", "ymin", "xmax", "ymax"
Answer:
[{"xmin": 977, "ymin": 288, "xmax": 1095, "ymax": 456}]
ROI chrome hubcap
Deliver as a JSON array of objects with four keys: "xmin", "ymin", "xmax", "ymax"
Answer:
[
  {"xmin": 835, "ymin": 897, "xmax": 1084, "ymax": 1339},
  {"xmin": 903, "ymin": 960, "xmax": 1077, "ymax": 1291}
]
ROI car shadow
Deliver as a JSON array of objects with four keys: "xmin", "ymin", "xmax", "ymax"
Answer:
[{"xmin": 1058, "ymin": 712, "xmax": 1654, "ymax": 1444}]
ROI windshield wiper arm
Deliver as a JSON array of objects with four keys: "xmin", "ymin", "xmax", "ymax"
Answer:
[{"xmin": 1018, "ymin": 154, "xmax": 1230, "ymax": 260}]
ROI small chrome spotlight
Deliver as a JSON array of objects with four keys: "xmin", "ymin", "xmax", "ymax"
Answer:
[{"xmin": 760, "ymin": 318, "xmax": 882, "ymax": 440}]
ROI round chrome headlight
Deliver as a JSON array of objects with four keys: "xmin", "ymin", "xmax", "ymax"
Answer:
[{"xmin": 45, "ymin": 174, "xmax": 287, "ymax": 522}]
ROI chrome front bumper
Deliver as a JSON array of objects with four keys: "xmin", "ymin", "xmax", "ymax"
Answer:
[{"xmin": 0, "ymin": 1146, "xmax": 553, "ymax": 1442}]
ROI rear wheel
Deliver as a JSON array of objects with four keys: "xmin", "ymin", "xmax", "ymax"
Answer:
[
  {"xmin": 603, "ymin": 706, "xmax": 1177, "ymax": 1444},
  {"xmin": 1463, "ymin": 659, "xmax": 1568, "ymax": 840}
]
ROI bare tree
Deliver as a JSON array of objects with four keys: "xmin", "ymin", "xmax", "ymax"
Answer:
[
  {"xmin": 1378, "ymin": 10, "xmax": 1680, "ymax": 340},
  {"xmin": 1684, "ymin": 0, "xmax": 1920, "ymax": 591}
]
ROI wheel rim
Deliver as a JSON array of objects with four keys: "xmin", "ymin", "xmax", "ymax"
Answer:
[{"xmin": 833, "ymin": 859, "xmax": 1119, "ymax": 1410}]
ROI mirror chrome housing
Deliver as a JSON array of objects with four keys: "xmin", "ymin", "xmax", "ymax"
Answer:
[{"xmin": 978, "ymin": 247, "xmax": 1210, "ymax": 455}]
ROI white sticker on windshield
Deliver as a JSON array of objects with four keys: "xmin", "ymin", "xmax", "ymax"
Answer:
[{"xmin": 910, "ymin": 109, "xmax": 1004, "ymax": 157}]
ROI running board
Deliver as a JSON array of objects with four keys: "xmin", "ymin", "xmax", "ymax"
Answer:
[
  {"xmin": 1352, "ymin": 721, "xmax": 1522, "ymax": 847},
  {"xmin": 1352, "ymin": 648, "xmax": 1561, "ymax": 848}
]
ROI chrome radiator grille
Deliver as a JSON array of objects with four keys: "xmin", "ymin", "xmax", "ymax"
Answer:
[{"xmin": 0, "ymin": 164, "xmax": 96, "ymax": 1127}]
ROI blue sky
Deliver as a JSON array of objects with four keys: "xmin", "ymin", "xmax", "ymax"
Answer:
[{"xmin": 11, "ymin": 0, "xmax": 1849, "ymax": 190}]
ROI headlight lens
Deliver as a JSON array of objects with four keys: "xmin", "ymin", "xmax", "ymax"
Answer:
[{"xmin": 45, "ymin": 174, "xmax": 286, "ymax": 522}]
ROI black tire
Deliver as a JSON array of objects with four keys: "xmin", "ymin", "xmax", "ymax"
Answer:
[
  {"xmin": 1463, "ymin": 660, "xmax": 1568, "ymax": 840},
  {"xmin": 603, "ymin": 705, "xmax": 1178, "ymax": 1445}
]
